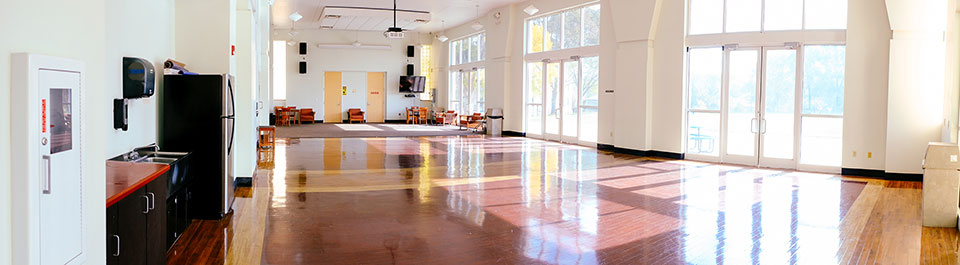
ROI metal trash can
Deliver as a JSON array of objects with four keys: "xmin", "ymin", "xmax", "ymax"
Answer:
[
  {"xmin": 485, "ymin": 108, "xmax": 503, "ymax": 136},
  {"xmin": 922, "ymin": 142, "xmax": 960, "ymax": 227}
]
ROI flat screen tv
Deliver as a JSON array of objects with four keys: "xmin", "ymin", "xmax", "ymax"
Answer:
[{"xmin": 400, "ymin": 76, "xmax": 425, "ymax": 93}]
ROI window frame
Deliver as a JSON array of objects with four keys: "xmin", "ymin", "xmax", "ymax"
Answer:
[{"xmin": 686, "ymin": 0, "xmax": 848, "ymax": 36}]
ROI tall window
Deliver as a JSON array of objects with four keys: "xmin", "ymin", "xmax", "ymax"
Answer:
[
  {"xmin": 688, "ymin": 0, "xmax": 847, "ymax": 34},
  {"xmin": 685, "ymin": 0, "xmax": 846, "ymax": 171},
  {"xmin": 272, "ymin": 40, "xmax": 286, "ymax": 100},
  {"xmin": 420, "ymin": 45, "xmax": 434, "ymax": 101},
  {"xmin": 524, "ymin": 3, "xmax": 601, "ymax": 145},
  {"xmin": 449, "ymin": 32, "xmax": 486, "ymax": 114},
  {"xmin": 528, "ymin": 4, "xmax": 600, "ymax": 53}
]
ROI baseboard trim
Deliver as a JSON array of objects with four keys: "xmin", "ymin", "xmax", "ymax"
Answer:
[
  {"xmin": 841, "ymin": 168, "xmax": 922, "ymax": 182},
  {"xmin": 502, "ymin": 131, "xmax": 526, "ymax": 137},
  {"xmin": 596, "ymin": 144, "xmax": 684, "ymax": 159}
]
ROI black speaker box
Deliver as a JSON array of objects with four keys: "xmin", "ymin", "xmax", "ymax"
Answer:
[
  {"xmin": 299, "ymin": 61, "xmax": 307, "ymax": 74},
  {"xmin": 407, "ymin": 46, "xmax": 415, "ymax": 57},
  {"xmin": 299, "ymin": 42, "xmax": 307, "ymax": 55},
  {"xmin": 406, "ymin": 64, "xmax": 414, "ymax": 76}
]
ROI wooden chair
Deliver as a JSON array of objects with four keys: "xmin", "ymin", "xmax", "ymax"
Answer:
[
  {"xmin": 348, "ymin": 108, "xmax": 365, "ymax": 123},
  {"xmin": 280, "ymin": 107, "xmax": 297, "ymax": 126},
  {"xmin": 406, "ymin": 107, "xmax": 417, "ymax": 124},
  {"xmin": 459, "ymin": 113, "xmax": 484, "ymax": 131},
  {"xmin": 418, "ymin": 107, "xmax": 429, "ymax": 124},
  {"xmin": 299, "ymin": 108, "xmax": 316, "ymax": 124}
]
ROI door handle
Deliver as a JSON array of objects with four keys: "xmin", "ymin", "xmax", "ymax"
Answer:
[
  {"xmin": 760, "ymin": 119, "xmax": 767, "ymax": 134},
  {"xmin": 113, "ymin": 235, "xmax": 121, "ymax": 257},
  {"xmin": 750, "ymin": 118, "xmax": 759, "ymax": 133},
  {"xmin": 147, "ymin": 192, "xmax": 156, "ymax": 211},
  {"xmin": 42, "ymin": 155, "xmax": 51, "ymax": 194},
  {"xmin": 142, "ymin": 195, "xmax": 150, "ymax": 214}
]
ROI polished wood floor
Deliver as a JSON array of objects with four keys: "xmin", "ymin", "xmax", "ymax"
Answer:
[{"xmin": 167, "ymin": 136, "xmax": 959, "ymax": 264}]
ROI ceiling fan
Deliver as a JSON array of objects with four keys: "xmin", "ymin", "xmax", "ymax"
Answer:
[{"xmin": 383, "ymin": 0, "xmax": 405, "ymax": 39}]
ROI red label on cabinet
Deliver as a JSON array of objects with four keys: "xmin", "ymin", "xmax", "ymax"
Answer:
[{"xmin": 41, "ymin": 99, "xmax": 47, "ymax": 133}]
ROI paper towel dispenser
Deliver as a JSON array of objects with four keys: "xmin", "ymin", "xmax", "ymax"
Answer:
[{"xmin": 122, "ymin": 57, "xmax": 155, "ymax": 98}]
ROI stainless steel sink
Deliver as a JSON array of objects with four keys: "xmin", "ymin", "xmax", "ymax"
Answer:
[
  {"xmin": 139, "ymin": 157, "xmax": 180, "ymax": 164},
  {"xmin": 109, "ymin": 151, "xmax": 188, "ymax": 164}
]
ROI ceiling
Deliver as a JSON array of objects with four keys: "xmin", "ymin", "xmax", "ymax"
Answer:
[{"xmin": 270, "ymin": 0, "xmax": 525, "ymax": 32}]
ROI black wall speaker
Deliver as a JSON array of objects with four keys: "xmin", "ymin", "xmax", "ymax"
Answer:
[
  {"xmin": 299, "ymin": 61, "xmax": 307, "ymax": 74},
  {"xmin": 299, "ymin": 42, "xmax": 307, "ymax": 55},
  {"xmin": 407, "ymin": 45, "xmax": 415, "ymax": 57},
  {"xmin": 406, "ymin": 64, "xmax": 414, "ymax": 76}
]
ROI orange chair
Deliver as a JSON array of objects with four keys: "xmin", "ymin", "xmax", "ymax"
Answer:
[
  {"xmin": 459, "ymin": 113, "xmax": 484, "ymax": 131},
  {"xmin": 348, "ymin": 108, "xmax": 365, "ymax": 123},
  {"xmin": 418, "ymin": 107, "xmax": 429, "ymax": 124},
  {"xmin": 436, "ymin": 110, "xmax": 457, "ymax": 125},
  {"xmin": 405, "ymin": 107, "xmax": 417, "ymax": 124},
  {"xmin": 299, "ymin": 108, "xmax": 316, "ymax": 124}
]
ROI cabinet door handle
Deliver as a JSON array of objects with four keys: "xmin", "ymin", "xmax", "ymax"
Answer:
[
  {"xmin": 42, "ymin": 155, "xmax": 51, "ymax": 194},
  {"xmin": 142, "ymin": 195, "xmax": 150, "ymax": 214},
  {"xmin": 112, "ymin": 235, "xmax": 120, "ymax": 257},
  {"xmin": 147, "ymin": 192, "xmax": 156, "ymax": 211}
]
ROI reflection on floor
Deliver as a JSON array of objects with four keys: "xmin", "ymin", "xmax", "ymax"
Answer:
[
  {"xmin": 275, "ymin": 123, "xmax": 477, "ymax": 138},
  {"xmin": 166, "ymin": 136, "xmax": 959, "ymax": 264}
]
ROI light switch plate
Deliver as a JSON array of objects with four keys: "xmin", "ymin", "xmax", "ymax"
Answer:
[{"xmin": 951, "ymin": 155, "xmax": 957, "ymax": 162}]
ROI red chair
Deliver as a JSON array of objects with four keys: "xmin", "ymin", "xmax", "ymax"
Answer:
[
  {"xmin": 348, "ymin": 108, "xmax": 365, "ymax": 123},
  {"xmin": 299, "ymin": 108, "xmax": 316, "ymax": 124}
]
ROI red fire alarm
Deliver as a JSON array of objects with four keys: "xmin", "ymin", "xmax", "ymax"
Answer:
[{"xmin": 231, "ymin": 45, "xmax": 236, "ymax": 56}]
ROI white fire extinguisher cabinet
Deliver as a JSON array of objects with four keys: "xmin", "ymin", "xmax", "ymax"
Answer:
[
  {"xmin": 11, "ymin": 53, "xmax": 86, "ymax": 265},
  {"xmin": 922, "ymin": 142, "xmax": 960, "ymax": 227}
]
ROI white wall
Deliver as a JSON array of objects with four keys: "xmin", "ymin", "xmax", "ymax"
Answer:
[
  {"xmin": 275, "ymin": 29, "xmax": 421, "ymax": 120},
  {"xmin": 650, "ymin": 0, "xmax": 686, "ymax": 153},
  {"xmin": 842, "ymin": 0, "xmax": 891, "ymax": 171},
  {"xmin": 236, "ymin": 0, "xmax": 258, "ymax": 178},
  {"xmin": 1, "ymin": 1, "xmax": 109, "ymax": 264},
  {"xmin": 104, "ymin": 0, "xmax": 176, "ymax": 157}
]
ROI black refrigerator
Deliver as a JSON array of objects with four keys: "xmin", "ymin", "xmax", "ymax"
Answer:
[{"xmin": 160, "ymin": 74, "xmax": 235, "ymax": 220}]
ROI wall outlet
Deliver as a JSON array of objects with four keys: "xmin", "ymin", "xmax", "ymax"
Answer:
[{"xmin": 952, "ymin": 155, "xmax": 958, "ymax": 162}]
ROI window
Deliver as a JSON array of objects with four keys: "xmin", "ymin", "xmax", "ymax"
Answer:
[
  {"xmin": 686, "ymin": 47, "xmax": 723, "ymax": 156},
  {"xmin": 272, "ymin": 40, "xmax": 286, "ymax": 100},
  {"xmin": 800, "ymin": 45, "xmax": 845, "ymax": 166},
  {"xmin": 420, "ymin": 45, "xmax": 434, "ymax": 101},
  {"xmin": 449, "ymin": 32, "xmax": 486, "ymax": 114},
  {"xmin": 527, "ymin": 3, "xmax": 601, "ymax": 54},
  {"xmin": 688, "ymin": 0, "xmax": 847, "ymax": 35}
]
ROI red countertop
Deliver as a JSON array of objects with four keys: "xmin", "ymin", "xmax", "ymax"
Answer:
[{"xmin": 106, "ymin": 160, "xmax": 170, "ymax": 208}]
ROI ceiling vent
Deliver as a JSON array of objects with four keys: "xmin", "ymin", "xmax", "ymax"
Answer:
[{"xmin": 319, "ymin": 6, "xmax": 431, "ymax": 31}]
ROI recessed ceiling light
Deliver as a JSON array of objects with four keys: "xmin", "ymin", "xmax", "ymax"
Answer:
[
  {"xmin": 523, "ymin": 5, "xmax": 539, "ymax": 16},
  {"xmin": 289, "ymin": 12, "xmax": 303, "ymax": 22}
]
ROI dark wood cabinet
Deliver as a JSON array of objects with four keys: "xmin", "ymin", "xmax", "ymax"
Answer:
[
  {"xmin": 106, "ymin": 174, "xmax": 168, "ymax": 265},
  {"xmin": 146, "ymin": 174, "xmax": 168, "ymax": 265},
  {"xmin": 106, "ymin": 205, "xmax": 119, "ymax": 265},
  {"xmin": 117, "ymin": 187, "xmax": 147, "ymax": 265},
  {"xmin": 165, "ymin": 186, "xmax": 192, "ymax": 249}
]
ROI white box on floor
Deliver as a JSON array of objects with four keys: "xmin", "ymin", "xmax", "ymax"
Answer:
[{"xmin": 922, "ymin": 142, "xmax": 960, "ymax": 227}]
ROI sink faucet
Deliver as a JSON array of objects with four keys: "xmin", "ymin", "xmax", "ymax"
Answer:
[{"xmin": 134, "ymin": 143, "xmax": 160, "ymax": 154}]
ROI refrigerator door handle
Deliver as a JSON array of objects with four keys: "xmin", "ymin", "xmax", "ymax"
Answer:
[{"xmin": 226, "ymin": 117, "xmax": 235, "ymax": 154}]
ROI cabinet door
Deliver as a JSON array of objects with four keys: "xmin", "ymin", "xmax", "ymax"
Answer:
[
  {"xmin": 106, "ymin": 205, "xmax": 119, "ymax": 265},
  {"xmin": 118, "ymin": 188, "xmax": 147, "ymax": 265},
  {"xmin": 146, "ymin": 174, "xmax": 168, "ymax": 265},
  {"xmin": 166, "ymin": 195, "xmax": 178, "ymax": 249}
]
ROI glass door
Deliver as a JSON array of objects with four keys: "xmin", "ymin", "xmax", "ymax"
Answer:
[
  {"xmin": 543, "ymin": 62, "xmax": 562, "ymax": 141},
  {"xmin": 721, "ymin": 46, "xmax": 799, "ymax": 168},
  {"xmin": 759, "ymin": 48, "xmax": 798, "ymax": 168},
  {"xmin": 526, "ymin": 62, "xmax": 543, "ymax": 136},
  {"xmin": 561, "ymin": 59, "xmax": 580, "ymax": 143},
  {"xmin": 722, "ymin": 48, "xmax": 761, "ymax": 165}
]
